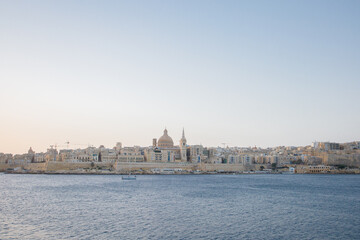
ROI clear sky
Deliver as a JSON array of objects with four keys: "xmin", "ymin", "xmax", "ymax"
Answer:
[{"xmin": 1, "ymin": 0, "xmax": 360, "ymax": 154}]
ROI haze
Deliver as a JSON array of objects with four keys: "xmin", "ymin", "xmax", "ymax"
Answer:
[{"xmin": 1, "ymin": 0, "xmax": 360, "ymax": 154}]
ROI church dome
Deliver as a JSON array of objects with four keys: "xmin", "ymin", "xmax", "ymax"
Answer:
[{"xmin": 158, "ymin": 129, "xmax": 174, "ymax": 148}]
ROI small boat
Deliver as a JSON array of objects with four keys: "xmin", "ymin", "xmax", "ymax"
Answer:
[
  {"xmin": 122, "ymin": 175, "xmax": 136, "ymax": 180},
  {"xmin": 123, "ymin": 161, "xmax": 136, "ymax": 180}
]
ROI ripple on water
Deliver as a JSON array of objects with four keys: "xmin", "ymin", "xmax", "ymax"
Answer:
[{"xmin": 0, "ymin": 174, "xmax": 360, "ymax": 239}]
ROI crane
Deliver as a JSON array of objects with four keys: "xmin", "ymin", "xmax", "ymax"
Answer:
[
  {"xmin": 221, "ymin": 143, "xmax": 230, "ymax": 148},
  {"xmin": 50, "ymin": 142, "xmax": 93, "ymax": 151},
  {"xmin": 65, "ymin": 141, "xmax": 70, "ymax": 149}
]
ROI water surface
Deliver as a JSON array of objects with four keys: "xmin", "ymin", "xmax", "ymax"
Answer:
[{"xmin": 1, "ymin": 174, "xmax": 359, "ymax": 239}]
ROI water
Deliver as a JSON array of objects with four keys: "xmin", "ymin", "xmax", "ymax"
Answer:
[{"xmin": 1, "ymin": 174, "xmax": 360, "ymax": 239}]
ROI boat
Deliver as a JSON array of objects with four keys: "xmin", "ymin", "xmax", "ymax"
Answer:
[
  {"xmin": 122, "ymin": 160, "xmax": 137, "ymax": 180},
  {"xmin": 122, "ymin": 175, "xmax": 136, "ymax": 180}
]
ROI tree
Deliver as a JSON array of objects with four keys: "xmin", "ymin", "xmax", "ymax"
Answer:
[
  {"xmin": 271, "ymin": 163, "xmax": 277, "ymax": 171},
  {"xmin": 334, "ymin": 164, "xmax": 346, "ymax": 169}
]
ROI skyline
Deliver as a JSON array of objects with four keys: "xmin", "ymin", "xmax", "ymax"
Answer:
[
  {"xmin": 1, "ymin": 127, "xmax": 359, "ymax": 155},
  {"xmin": 1, "ymin": 0, "xmax": 360, "ymax": 154}
]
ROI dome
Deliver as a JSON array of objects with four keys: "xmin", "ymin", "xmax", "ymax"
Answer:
[{"xmin": 158, "ymin": 129, "xmax": 174, "ymax": 148}]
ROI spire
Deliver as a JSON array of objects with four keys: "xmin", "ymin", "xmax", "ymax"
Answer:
[
  {"xmin": 181, "ymin": 128, "xmax": 186, "ymax": 141},
  {"xmin": 180, "ymin": 128, "xmax": 187, "ymax": 161}
]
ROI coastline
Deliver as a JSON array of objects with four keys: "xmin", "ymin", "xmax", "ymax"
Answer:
[
  {"xmin": 2, "ymin": 170, "xmax": 359, "ymax": 175},
  {"xmin": 1, "ymin": 161, "xmax": 359, "ymax": 175}
]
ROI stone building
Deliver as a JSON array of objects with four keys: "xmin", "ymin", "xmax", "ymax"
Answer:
[{"xmin": 145, "ymin": 128, "xmax": 192, "ymax": 163}]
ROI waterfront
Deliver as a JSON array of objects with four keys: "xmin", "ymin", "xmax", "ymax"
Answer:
[{"xmin": 1, "ymin": 174, "xmax": 360, "ymax": 239}]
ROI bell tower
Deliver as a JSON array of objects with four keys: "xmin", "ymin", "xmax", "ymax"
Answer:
[{"xmin": 180, "ymin": 128, "xmax": 187, "ymax": 162}]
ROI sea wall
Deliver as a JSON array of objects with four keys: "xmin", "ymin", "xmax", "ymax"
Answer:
[
  {"xmin": 1, "ymin": 162, "xmax": 257, "ymax": 173},
  {"xmin": 198, "ymin": 163, "xmax": 248, "ymax": 172},
  {"xmin": 46, "ymin": 162, "xmax": 114, "ymax": 171},
  {"xmin": 0, "ymin": 163, "xmax": 46, "ymax": 171},
  {"xmin": 0, "ymin": 163, "xmax": 9, "ymax": 171},
  {"xmin": 115, "ymin": 162, "xmax": 198, "ymax": 172},
  {"xmin": 326, "ymin": 153, "xmax": 360, "ymax": 167},
  {"xmin": 24, "ymin": 162, "xmax": 47, "ymax": 171},
  {"xmin": 115, "ymin": 162, "xmax": 255, "ymax": 172},
  {"xmin": 0, "ymin": 162, "xmax": 48, "ymax": 172},
  {"xmin": 0, "ymin": 162, "xmax": 114, "ymax": 172}
]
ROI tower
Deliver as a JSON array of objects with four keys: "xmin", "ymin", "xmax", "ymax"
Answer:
[
  {"xmin": 180, "ymin": 128, "xmax": 187, "ymax": 162},
  {"xmin": 115, "ymin": 142, "xmax": 122, "ymax": 153}
]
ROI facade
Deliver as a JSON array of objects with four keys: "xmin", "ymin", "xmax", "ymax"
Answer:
[
  {"xmin": 0, "ymin": 153, "xmax": 13, "ymax": 164},
  {"xmin": 296, "ymin": 165, "xmax": 331, "ymax": 173},
  {"xmin": 145, "ymin": 128, "xmax": 183, "ymax": 163},
  {"xmin": 144, "ymin": 128, "xmax": 210, "ymax": 163},
  {"xmin": 180, "ymin": 129, "xmax": 187, "ymax": 162},
  {"xmin": 118, "ymin": 146, "xmax": 144, "ymax": 162},
  {"xmin": 314, "ymin": 142, "xmax": 341, "ymax": 151},
  {"xmin": 2, "ymin": 130, "xmax": 360, "ymax": 174},
  {"xmin": 189, "ymin": 145, "xmax": 205, "ymax": 163}
]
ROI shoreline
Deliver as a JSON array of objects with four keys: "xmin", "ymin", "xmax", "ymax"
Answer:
[
  {"xmin": 2, "ymin": 162, "xmax": 359, "ymax": 175},
  {"xmin": 2, "ymin": 171, "xmax": 359, "ymax": 175}
]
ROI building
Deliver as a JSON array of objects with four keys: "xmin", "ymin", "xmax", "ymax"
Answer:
[
  {"xmin": 145, "ymin": 128, "xmax": 191, "ymax": 163},
  {"xmin": 118, "ymin": 146, "xmax": 144, "ymax": 162},
  {"xmin": 315, "ymin": 142, "xmax": 340, "ymax": 151},
  {"xmin": 180, "ymin": 128, "xmax": 187, "ymax": 162}
]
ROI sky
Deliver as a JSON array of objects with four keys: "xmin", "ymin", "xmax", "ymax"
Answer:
[{"xmin": 1, "ymin": 0, "xmax": 360, "ymax": 154}]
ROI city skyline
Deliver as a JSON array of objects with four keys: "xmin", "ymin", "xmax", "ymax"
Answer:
[
  {"xmin": 1, "ymin": 126, "xmax": 358, "ymax": 155},
  {"xmin": 1, "ymin": 0, "xmax": 360, "ymax": 154}
]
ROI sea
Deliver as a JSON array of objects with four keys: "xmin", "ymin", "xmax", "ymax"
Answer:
[{"xmin": 1, "ymin": 174, "xmax": 360, "ymax": 240}]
